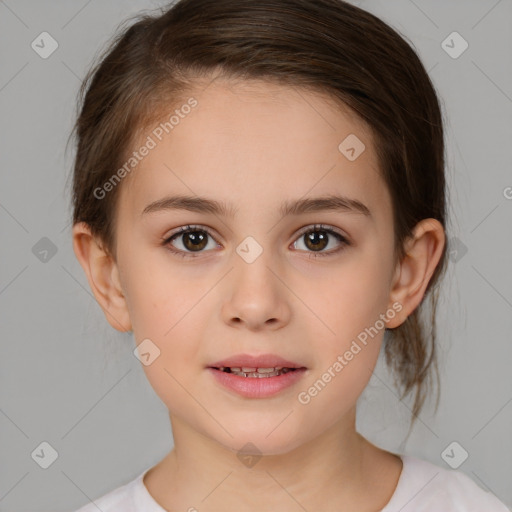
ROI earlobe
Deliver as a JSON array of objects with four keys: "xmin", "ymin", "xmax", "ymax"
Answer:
[
  {"xmin": 386, "ymin": 218, "xmax": 445, "ymax": 329},
  {"xmin": 72, "ymin": 222, "xmax": 132, "ymax": 332}
]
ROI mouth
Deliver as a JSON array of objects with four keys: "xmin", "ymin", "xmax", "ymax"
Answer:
[
  {"xmin": 212, "ymin": 366, "xmax": 301, "ymax": 378},
  {"xmin": 206, "ymin": 354, "xmax": 307, "ymax": 398},
  {"xmin": 208, "ymin": 353, "xmax": 306, "ymax": 372}
]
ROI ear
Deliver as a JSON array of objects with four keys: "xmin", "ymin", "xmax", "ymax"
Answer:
[
  {"xmin": 72, "ymin": 222, "xmax": 132, "ymax": 332},
  {"xmin": 386, "ymin": 218, "xmax": 445, "ymax": 328}
]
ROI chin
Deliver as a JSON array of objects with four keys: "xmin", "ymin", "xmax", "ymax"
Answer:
[{"xmin": 206, "ymin": 422, "xmax": 309, "ymax": 459}]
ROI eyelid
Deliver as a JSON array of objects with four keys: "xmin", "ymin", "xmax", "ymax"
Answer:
[
  {"xmin": 291, "ymin": 223, "xmax": 351, "ymax": 258},
  {"xmin": 163, "ymin": 224, "xmax": 222, "ymax": 247},
  {"xmin": 294, "ymin": 223, "xmax": 349, "ymax": 243}
]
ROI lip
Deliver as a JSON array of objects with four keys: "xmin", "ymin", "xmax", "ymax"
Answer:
[
  {"xmin": 206, "ymin": 353, "xmax": 307, "ymax": 399},
  {"xmin": 207, "ymin": 353, "xmax": 305, "ymax": 369},
  {"xmin": 207, "ymin": 367, "xmax": 307, "ymax": 398}
]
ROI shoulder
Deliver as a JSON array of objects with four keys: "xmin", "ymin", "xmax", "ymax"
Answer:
[
  {"xmin": 382, "ymin": 455, "xmax": 510, "ymax": 512},
  {"xmin": 72, "ymin": 469, "xmax": 153, "ymax": 512}
]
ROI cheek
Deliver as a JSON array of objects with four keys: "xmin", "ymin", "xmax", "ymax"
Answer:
[
  {"xmin": 124, "ymin": 264, "xmax": 211, "ymax": 417},
  {"xmin": 303, "ymin": 244, "xmax": 392, "ymax": 389},
  {"xmin": 300, "ymin": 285, "xmax": 387, "ymax": 421},
  {"xmin": 297, "ymin": 341, "xmax": 381, "ymax": 433},
  {"xmin": 120, "ymin": 246, "xmax": 205, "ymax": 337},
  {"xmin": 127, "ymin": 276, "xmax": 208, "ymax": 366},
  {"xmin": 124, "ymin": 247, "xmax": 231, "ymax": 350},
  {"xmin": 317, "ymin": 248, "xmax": 393, "ymax": 339}
]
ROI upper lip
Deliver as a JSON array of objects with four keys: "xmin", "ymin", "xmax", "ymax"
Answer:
[{"xmin": 208, "ymin": 353, "xmax": 306, "ymax": 369}]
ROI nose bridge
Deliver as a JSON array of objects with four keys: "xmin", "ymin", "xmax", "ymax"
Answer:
[
  {"xmin": 221, "ymin": 233, "xmax": 290, "ymax": 329},
  {"xmin": 233, "ymin": 233, "xmax": 278, "ymax": 296}
]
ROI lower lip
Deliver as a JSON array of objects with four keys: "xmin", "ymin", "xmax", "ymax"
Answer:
[{"xmin": 207, "ymin": 368, "xmax": 307, "ymax": 398}]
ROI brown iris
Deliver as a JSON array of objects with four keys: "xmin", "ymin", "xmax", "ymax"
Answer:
[
  {"xmin": 303, "ymin": 229, "xmax": 329, "ymax": 251},
  {"xmin": 182, "ymin": 230, "xmax": 208, "ymax": 251}
]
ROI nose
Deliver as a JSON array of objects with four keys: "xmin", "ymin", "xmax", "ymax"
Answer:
[{"xmin": 221, "ymin": 249, "xmax": 292, "ymax": 332}]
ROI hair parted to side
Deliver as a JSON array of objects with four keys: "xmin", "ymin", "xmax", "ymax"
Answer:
[{"xmin": 69, "ymin": 0, "xmax": 448, "ymax": 423}]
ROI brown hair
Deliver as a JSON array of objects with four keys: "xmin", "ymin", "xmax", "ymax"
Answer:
[{"xmin": 69, "ymin": 0, "xmax": 448, "ymax": 423}]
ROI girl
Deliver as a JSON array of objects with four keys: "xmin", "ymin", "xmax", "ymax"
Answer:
[{"xmin": 70, "ymin": 0, "xmax": 510, "ymax": 510}]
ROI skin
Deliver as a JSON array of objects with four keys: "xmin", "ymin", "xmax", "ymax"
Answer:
[{"xmin": 73, "ymin": 77, "xmax": 445, "ymax": 511}]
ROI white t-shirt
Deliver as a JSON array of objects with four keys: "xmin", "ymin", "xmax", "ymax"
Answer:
[{"xmin": 73, "ymin": 455, "xmax": 510, "ymax": 511}]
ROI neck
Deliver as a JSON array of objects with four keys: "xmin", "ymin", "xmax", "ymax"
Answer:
[{"xmin": 143, "ymin": 407, "xmax": 401, "ymax": 511}]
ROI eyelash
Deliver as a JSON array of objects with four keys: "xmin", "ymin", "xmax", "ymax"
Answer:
[{"xmin": 162, "ymin": 223, "xmax": 350, "ymax": 259}]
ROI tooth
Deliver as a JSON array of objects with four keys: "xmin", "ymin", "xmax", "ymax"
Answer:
[
  {"xmin": 220, "ymin": 366, "xmax": 297, "ymax": 378},
  {"xmin": 242, "ymin": 369, "xmax": 281, "ymax": 377}
]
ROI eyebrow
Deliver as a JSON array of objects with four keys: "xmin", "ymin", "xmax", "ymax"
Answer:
[{"xmin": 141, "ymin": 193, "xmax": 372, "ymax": 219}]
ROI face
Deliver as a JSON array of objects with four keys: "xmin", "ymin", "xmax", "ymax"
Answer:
[{"xmin": 113, "ymin": 79, "xmax": 400, "ymax": 455}]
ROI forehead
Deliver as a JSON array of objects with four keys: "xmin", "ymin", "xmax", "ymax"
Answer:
[{"xmin": 118, "ymin": 79, "xmax": 391, "ymax": 225}]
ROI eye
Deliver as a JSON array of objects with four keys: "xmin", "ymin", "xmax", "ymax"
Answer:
[
  {"xmin": 163, "ymin": 225, "xmax": 219, "ymax": 257},
  {"xmin": 162, "ymin": 223, "xmax": 350, "ymax": 259},
  {"xmin": 292, "ymin": 224, "xmax": 350, "ymax": 258}
]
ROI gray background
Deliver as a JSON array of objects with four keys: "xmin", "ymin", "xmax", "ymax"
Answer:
[{"xmin": 1, "ymin": 0, "xmax": 511, "ymax": 510}]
